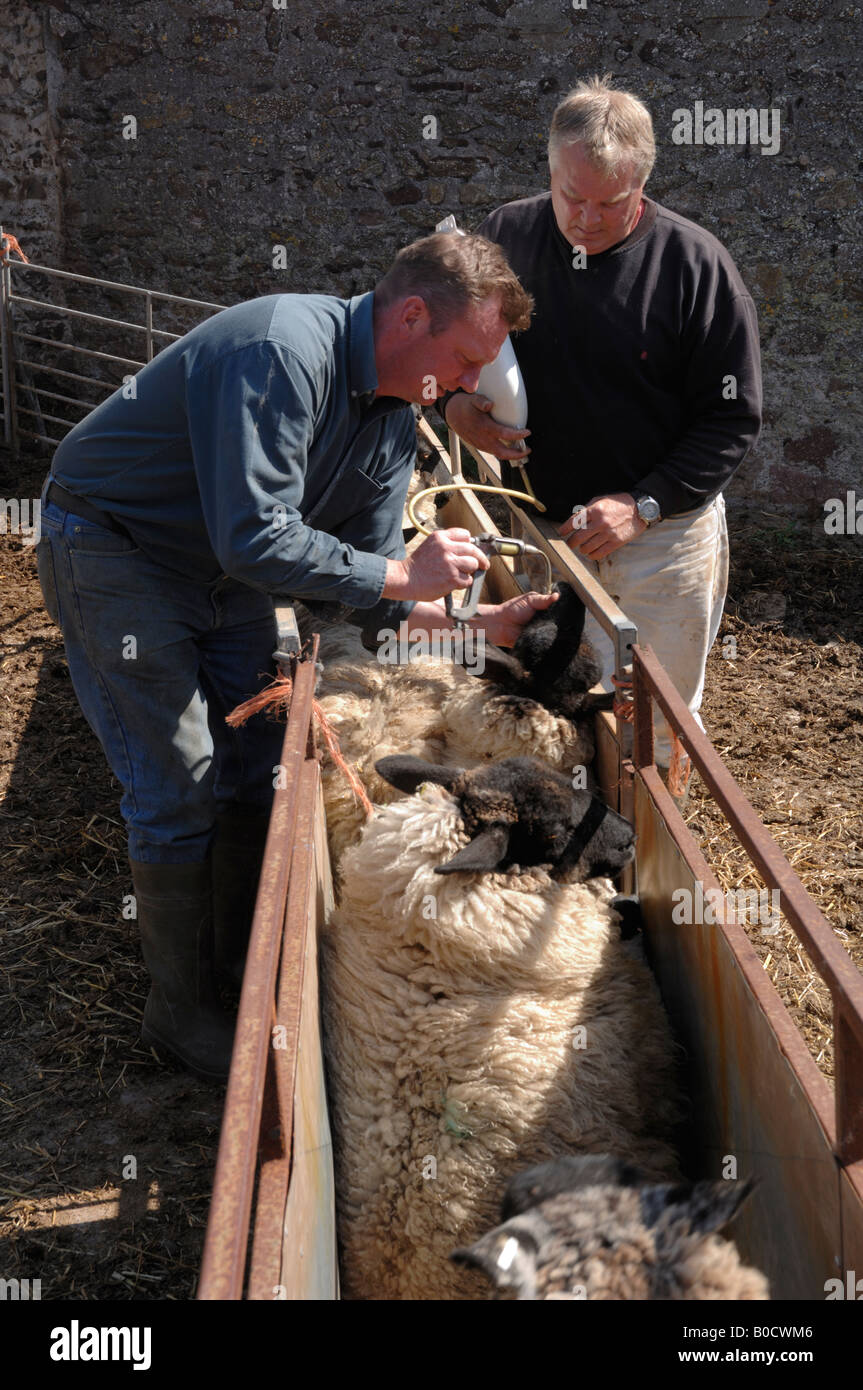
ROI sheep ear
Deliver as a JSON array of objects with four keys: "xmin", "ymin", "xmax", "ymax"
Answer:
[
  {"xmin": 502, "ymin": 1155, "xmax": 649, "ymax": 1219},
  {"xmin": 640, "ymin": 1176, "xmax": 758, "ymax": 1235},
  {"xmin": 451, "ymin": 1221, "xmax": 541, "ymax": 1299},
  {"xmin": 464, "ymin": 644, "xmax": 526, "ymax": 686},
  {"xmin": 374, "ymin": 755, "xmax": 460, "ymax": 795},
  {"xmin": 580, "ymin": 689, "xmax": 615, "ymax": 713},
  {"xmin": 434, "ymin": 824, "xmax": 511, "ymax": 875}
]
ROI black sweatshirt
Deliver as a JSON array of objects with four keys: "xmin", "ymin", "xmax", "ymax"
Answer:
[{"xmin": 453, "ymin": 193, "xmax": 762, "ymax": 523}]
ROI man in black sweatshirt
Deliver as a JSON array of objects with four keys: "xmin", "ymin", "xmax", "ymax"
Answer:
[{"xmin": 443, "ymin": 76, "xmax": 762, "ymax": 777}]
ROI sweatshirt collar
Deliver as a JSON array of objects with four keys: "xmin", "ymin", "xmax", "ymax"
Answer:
[{"xmin": 548, "ymin": 194, "xmax": 658, "ymax": 264}]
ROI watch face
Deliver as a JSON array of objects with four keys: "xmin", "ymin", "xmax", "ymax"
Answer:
[{"xmin": 638, "ymin": 496, "xmax": 661, "ymax": 523}]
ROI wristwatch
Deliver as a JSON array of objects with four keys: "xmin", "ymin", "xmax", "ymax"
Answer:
[{"xmin": 630, "ymin": 488, "xmax": 662, "ymax": 526}]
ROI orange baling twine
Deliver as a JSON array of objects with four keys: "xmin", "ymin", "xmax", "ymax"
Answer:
[
  {"xmin": 225, "ymin": 670, "xmax": 375, "ymax": 821},
  {"xmin": 611, "ymin": 671, "xmax": 691, "ymax": 797},
  {"xmin": 1, "ymin": 233, "xmax": 29, "ymax": 263},
  {"xmin": 666, "ymin": 740, "xmax": 692, "ymax": 799},
  {"xmin": 610, "ymin": 671, "xmax": 634, "ymax": 725}
]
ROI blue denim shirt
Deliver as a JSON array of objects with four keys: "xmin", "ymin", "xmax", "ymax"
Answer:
[{"xmin": 51, "ymin": 291, "xmax": 417, "ymax": 629}]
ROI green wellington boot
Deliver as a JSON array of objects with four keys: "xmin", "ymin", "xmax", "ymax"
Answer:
[
  {"xmin": 210, "ymin": 802, "xmax": 272, "ymax": 993},
  {"xmin": 130, "ymin": 858, "xmax": 236, "ymax": 1083}
]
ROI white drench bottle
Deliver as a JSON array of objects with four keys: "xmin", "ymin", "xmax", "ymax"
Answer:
[{"xmin": 435, "ymin": 215, "xmax": 528, "ymax": 434}]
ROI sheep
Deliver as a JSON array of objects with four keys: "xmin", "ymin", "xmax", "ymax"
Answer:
[
  {"xmin": 298, "ymin": 604, "xmax": 465, "ymax": 872},
  {"xmin": 432, "ymin": 585, "xmax": 600, "ymax": 773},
  {"xmin": 464, "ymin": 580, "xmax": 612, "ymax": 723},
  {"xmin": 305, "ymin": 579, "xmax": 605, "ymax": 878},
  {"xmin": 451, "ymin": 1155, "xmax": 770, "ymax": 1300},
  {"xmin": 319, "ymin": 759, "xmax": 683, "ymax": 1300},
  {"xmin": 297, "ymin": 467, "xmax": 611, "ymax": 871},
  {"xmin": 374, "ymin": 754, "xmax": 635, "ymax": 878}
]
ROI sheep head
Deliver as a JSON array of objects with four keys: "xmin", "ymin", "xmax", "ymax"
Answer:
[
  {"xmin": 374, "ymin": 754, "xmax": 635, "ymax": 879},
  {"xmin": 451, "ymin": 1156, "xmax": 769, "ymax": 1300},
  {"xmin": 467, "ymin": 583, "xmax": 612, "ymax": 720}
]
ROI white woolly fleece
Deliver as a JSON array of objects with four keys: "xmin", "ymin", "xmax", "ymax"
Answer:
[{"xmin": 321, "ymin": 787, "xmax": 682, "ymax": 1301}]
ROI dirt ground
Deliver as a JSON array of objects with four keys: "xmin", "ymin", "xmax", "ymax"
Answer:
[
  {"xmin": 1, "ymin": 451, "xmax": 225, "ymax": 1301},
  {"xmin": 1, "ymin": 447, "xmax": 860, "ymax": 1300},
  {"xmin": 684, "ymin": 515, "xmax": 862, "ymax": 1080}
]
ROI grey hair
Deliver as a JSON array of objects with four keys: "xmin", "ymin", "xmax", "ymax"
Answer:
[{"xmin": 548, "ymin": 74, "xmax": 656, "ymax": 185}]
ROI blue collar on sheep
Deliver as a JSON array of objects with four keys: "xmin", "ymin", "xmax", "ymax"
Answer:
[{"xmin": 374, "ymin": 754, "xmax": 635, "ymax": 879}]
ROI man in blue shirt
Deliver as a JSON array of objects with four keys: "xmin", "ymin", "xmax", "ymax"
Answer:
[{"xmin": 36, "ymin": 232, "xmax": 550, "ymax": 1080}]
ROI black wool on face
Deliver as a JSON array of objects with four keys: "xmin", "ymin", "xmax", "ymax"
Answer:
[
  {"xmin": 501, "ymin": 1155, "xmax": 651, "ymax": 1220},
  {"xmin": 375, "ymin": 754, "xmax": 635, "ymax": 879},
  {"xmin": 470, "ymin": 584, "xmax": 609, "ymax": 720}
]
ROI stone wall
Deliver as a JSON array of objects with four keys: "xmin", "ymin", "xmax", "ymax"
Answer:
[{"xmin": 3, "ymin": 0, "xmax": 861, "ymax": 515}]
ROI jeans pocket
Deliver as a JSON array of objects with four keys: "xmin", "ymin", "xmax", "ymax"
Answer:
[
  {"xmin": 67, "ymin": 520, "xmax": 141, "ymax": 557},
  {"xmin": 35, "ymin": 536, "xmax": 61, "ymax": 626}
]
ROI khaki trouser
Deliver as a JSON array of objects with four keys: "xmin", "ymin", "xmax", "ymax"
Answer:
[
  {"xmin": 579, "ymin": 496, "xmax": 729, "ymax": 768},
  {"xmin": 512, "ymin": 496, "xmax": 728, "ymax": 768}
]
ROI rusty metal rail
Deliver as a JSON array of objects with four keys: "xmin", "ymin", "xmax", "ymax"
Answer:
[
  {"xmin": 198, "ymin": 641, "xmax": 323, "ymax": 1300},
  {"xmin": 632, "ymin": 640, "xmax": 863, "ymax": 1169}
]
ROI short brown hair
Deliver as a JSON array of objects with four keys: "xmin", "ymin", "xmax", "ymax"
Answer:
[
  {"xmin": 549, "ymin": 74, "xmax": 655, "ymax": 185},
  {"xmin": 375, "ymin": 232, "xmax": 533, "ymax": 335}
]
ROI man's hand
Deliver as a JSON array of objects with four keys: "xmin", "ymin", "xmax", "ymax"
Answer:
[
  {"xmin": 444, "ymin": 391, "xmax": 531, "ymax": 461},
  {"xmin": 473, "ymin": 590, "xmax": 558, "ymax": 648},
  {"xmin": 382, "ymin": 527, "xmax": 490, "ymax": 601},
  {"xmin": 557, "ymin": 493, "xmax": 646, "ymax": 561}
]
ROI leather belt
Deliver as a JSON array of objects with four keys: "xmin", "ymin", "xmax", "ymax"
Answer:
[{"xmin": 46, "ymin": 480, "xmax": 132, "ymax": 538}]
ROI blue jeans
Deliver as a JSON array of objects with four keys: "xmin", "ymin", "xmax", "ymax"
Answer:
[{"xmin": 35, "ymin": 490, "xmax": 285, "ymax": 863}]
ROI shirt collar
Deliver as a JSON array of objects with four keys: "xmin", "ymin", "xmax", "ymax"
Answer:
[
  {"xmin": 348, "ymin": 289, "xmax": 409, "ymax": 418},
  {"xmin": 347, "ymin": 291, "xmax": 378, "ymax": 407}
]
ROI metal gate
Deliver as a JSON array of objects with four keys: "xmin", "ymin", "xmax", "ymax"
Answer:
[{"xmin": 0, "ymin": 226, "xmax": 224, "ymax": 451}]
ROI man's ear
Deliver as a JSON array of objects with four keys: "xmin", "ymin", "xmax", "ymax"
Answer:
[
  {"xmin": 434, "ymin": 824, "xmax": 512, "ymax": 875},
  {"xmin": 374, "ymin": 755, "xmax": 460, "ymax": 795},
  {"xmin": 399, "ymin": 294, "xmax": 430, "ymax": 333}
]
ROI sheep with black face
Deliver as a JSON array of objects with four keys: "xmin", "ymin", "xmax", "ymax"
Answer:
[
  {"xmin": 438, "ymin": 581, "xmax": 609, "ymax": 769},
  {"xmin": 320, "ymin": 756, "xmax": 681, "ymax": 1300},
  {"xmin": 376, "ymin": 754, "xmax": 634, "ymax": 879},
  {"xmin": 305, "ymin": 580, "xmax": 607, "ymax": 879},
  {"xmin": 452, "ymin": 1155, "xmax": 769, "ymax": 1300}
]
